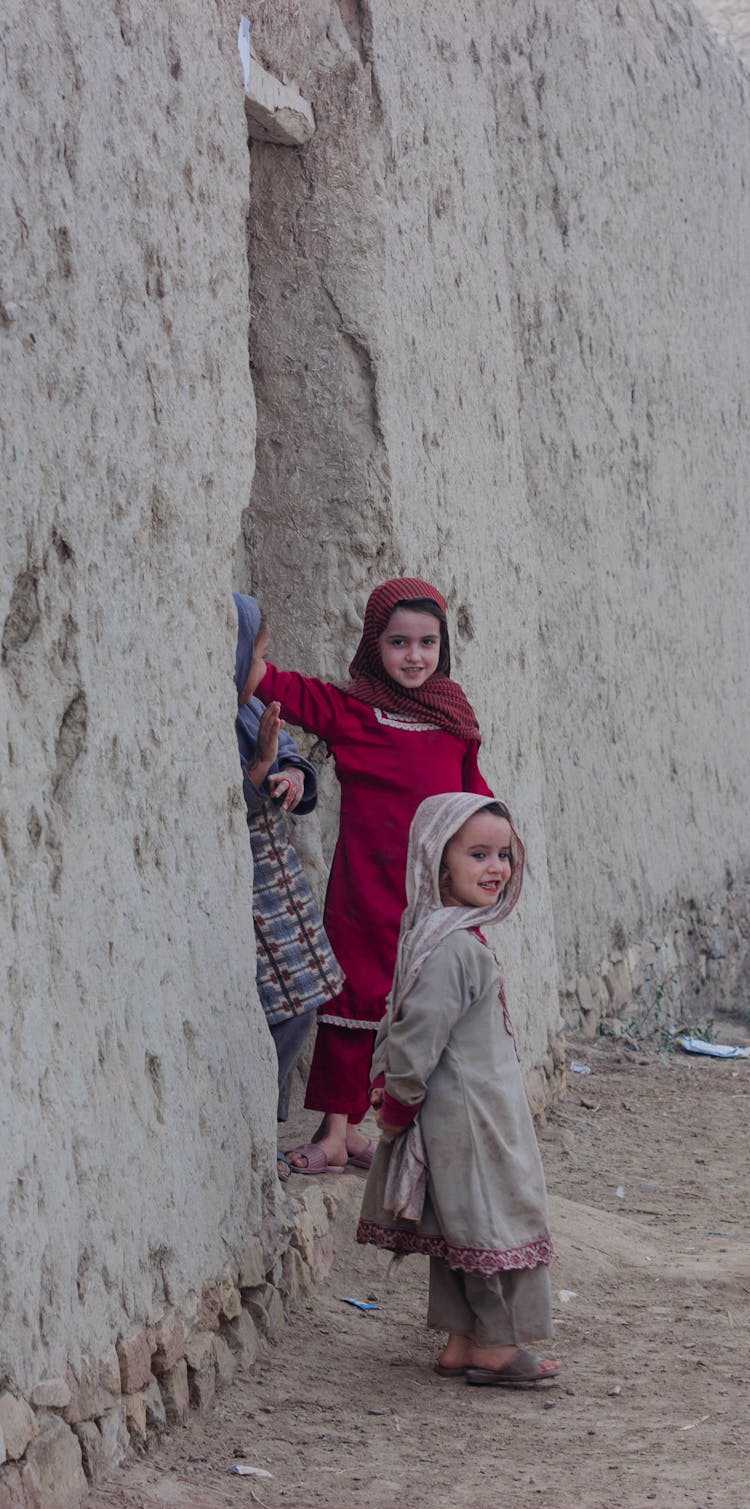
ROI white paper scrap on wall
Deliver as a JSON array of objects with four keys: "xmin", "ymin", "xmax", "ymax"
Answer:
[{"xmin": 238, "ymin": 18, "xmax": 251, "ymax": 92}]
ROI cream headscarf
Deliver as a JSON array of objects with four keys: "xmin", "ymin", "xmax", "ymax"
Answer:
[
  {"xmin": 388, "ymin": 791, "xmax": 525, "ymax": 1026},
  {"xmin": 380, "ymin": 792, "xmax": 525, "ymax": 1224}
]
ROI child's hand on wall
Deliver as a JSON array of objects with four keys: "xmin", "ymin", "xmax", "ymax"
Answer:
[{"xmin": 256, "ymin": 701, "xmax": 284, "ymax": 763}]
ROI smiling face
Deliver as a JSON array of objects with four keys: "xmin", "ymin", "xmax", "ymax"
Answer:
[
  {"xmin": 377, "ymin": 607, "xmax": 442, "ymax": 689},
  {"xmin": 241, "ymin": 623, "xmax": 270, "ymax": 703},
  {"xmin": 440, "ymin": 811, "xmax": 513, "ymax": 909}
]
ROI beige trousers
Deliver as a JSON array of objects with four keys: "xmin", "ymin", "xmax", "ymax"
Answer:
[{"xmin": 427, "ymin": 1258, "xmax": 552, "ymax": 1346}]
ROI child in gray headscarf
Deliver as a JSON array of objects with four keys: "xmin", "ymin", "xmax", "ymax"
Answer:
[
  {"xmin": 233, "ymin": 594, "xmax": 343, "ymax": 1177},
  {"xmin": 357, "ymin": 792, "xmax": 559, "ymax": 1387}
]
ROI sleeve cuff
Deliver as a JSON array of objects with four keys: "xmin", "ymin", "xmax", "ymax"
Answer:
[
  {"xmin": 382, "ymin": 1091, "xmax": 422, "ymax": 1128},
  {"xmin": 370, "ymin": 1072, "xmax": 386, "ymax": 1091},
  {"xmin": 242, "ymin": 773, "xmax": 267, "ymax": 814}
]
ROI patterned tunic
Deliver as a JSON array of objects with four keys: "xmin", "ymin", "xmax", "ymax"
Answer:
[
  {"xmin": 238, "ymin": 698, "xmax": 342, "ymax": 1026},
  {"xmin": 249, "ymin": 805, "xmax": 343, "ymax": 1026}
]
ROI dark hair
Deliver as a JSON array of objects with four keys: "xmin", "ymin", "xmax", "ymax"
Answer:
[{"xmin": 391, "ymin": 596, "xmax": 450, "ymax": 674}]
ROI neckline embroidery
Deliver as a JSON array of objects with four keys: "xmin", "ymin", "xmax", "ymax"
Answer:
[{"xmin": 373, "ymin": 706, "xmax": 442, "ymax": 732}]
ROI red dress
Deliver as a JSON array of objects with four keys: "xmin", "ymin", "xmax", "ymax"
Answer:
[{"xmin": 257, "ymin": 664, "xmax": 493, "ymax": 1118}]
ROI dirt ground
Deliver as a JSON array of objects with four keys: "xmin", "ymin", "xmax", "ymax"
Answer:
[{"xmin": 95, "ymin": 1027, "xmax": 750, "ymax": 1509}]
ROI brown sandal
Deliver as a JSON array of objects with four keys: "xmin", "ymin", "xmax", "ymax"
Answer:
[
  {"xmin": 433, "ymin": 1362, "xmax": 469, "ymax": 1378},
  {"xmin": 465, "ymin": 1348, "xmax": 560, "ymax": 1389}
]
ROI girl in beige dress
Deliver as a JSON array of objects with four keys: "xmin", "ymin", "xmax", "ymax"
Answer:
[{"xmin": 357, "ymin": 792, "xmax": 560, "ymax": 1387}]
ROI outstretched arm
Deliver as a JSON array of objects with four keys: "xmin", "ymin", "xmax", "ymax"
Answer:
[{"xmin": 257, "ymin": 663, "xmax": 342, "ymax": 746}]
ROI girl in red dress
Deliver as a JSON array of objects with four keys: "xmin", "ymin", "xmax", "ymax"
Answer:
[{"xmin": 253, "ymin": 578, "xmax": 493, "ymax": 1173}]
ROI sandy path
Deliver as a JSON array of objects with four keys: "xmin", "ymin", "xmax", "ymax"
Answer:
[{"xmin": 95, "ymin": 1033, "xmax": 750, "ymax": 1509}]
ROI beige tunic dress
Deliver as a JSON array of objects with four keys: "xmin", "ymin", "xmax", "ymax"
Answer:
[{"xmin": 357, "ymin": 929, "xmax": 553, "ymax": 1274}]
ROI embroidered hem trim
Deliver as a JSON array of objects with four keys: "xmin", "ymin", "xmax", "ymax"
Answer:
[
  {"xmin": 317, "ymin": 1014, "xmax": 379, "ymax": 1031},
  {"xmin": 373, "ymin": 707, "xmax": 442, "ymax": 732},
  {"xmin": 356, "ymin": 1220, "xmax": 555, "ymax": 1274}
]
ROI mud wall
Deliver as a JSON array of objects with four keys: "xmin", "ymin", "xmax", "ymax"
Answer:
[
  {"xmin": 694, "ymin": 0, "xmax": 750, "ymax": 64},
  {"xmin": 0, "ymin": 0, "xmax": 277, "ymax": 1397},
  {"xmin": 242, "ymin": 0, "xmax": 750, "ymax": 1055},
  {"xmin": 2, "ymin": 0, "xmax": 750, "ymax": 1433}
]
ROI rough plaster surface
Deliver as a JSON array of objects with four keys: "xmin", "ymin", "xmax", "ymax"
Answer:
[
  {"xmin": 2, "ymin": 0, "xmax": 750, "ymax": 1408},
  {"xmin": 694, "ymin": 0, "xmax": 750, "ymax": 63},
  {"xmin": 500, "ymin": 0, "xmax": 750, "ymax": 984},
  {"xmin": 0, "ymin": 2, "xmax": 277, "ymax": 1393},
  {"xmin": 241, "ymin": 0, "xmax": 750, "ymax": 1068}
]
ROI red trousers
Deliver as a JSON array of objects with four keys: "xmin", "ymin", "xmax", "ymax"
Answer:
[{"xmin": 304, "ymin": 1022, "xmax": 376, "ymax": 1123}]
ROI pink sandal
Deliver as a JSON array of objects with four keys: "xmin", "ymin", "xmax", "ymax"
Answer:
[
  {"xmin": 285, "ymin": 1143, "xmax": 346, "ymax": 1176},
  {"xmin": 347, "ymin": 1138, "xmax": 377, "ymax": 1171}
]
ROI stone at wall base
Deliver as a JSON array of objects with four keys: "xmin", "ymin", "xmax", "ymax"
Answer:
[
  {"xmin": 142, "ymin": 1378, "xmax": 167, "ymax": 1439},
  {"xmin": 22, "ymin": 1414, "xmax": 87, "ymax": 1508},
  {"xmin": 158, "ymin": 1361, "xmax": 190, "ymax": 1427},
  {"xmin": 63, "ymin": 1355, "xmax": 120, "ymax": 1427},
  {"xmin": 214, "ymin": 1336, "xmax": 237, "ymax": 1388},
  {"xmin": 579, "ymin": 1002, "xmax": 602, "ymax": 1039},
  {"xmin": 123, "ymin": 1394, "xmax": 148, "ymax": 1450},
  {"xmin": 0, "ymin": 1399, "xmax": 36, "ymax": 1464},
  {"xmin": 73, "ymin": 1405, "xmax": 129, "ymax": 1483},
  {"xmin": 196, "ymin": 1283, "xmax": 222, "ymax": 1333},
  {"xmin": 99, "ymin": 1406, "xmax": 130, "ymax": 1470},
  {"xmin": 123, "ymin": 1378, "xmax": 168, "ymax": 1450},
  {"xmin": 116, "ymin": 1329, "xmax": 152, "ymax": 1394},
  {"xmin": 184, "ymin": 1334, "xmax": 217, "ymax": 1413},
  {"xmin": 221, "ymin": 1309, "xmax": 260, "ymax": 1365},
  {"xmin": 27, "ymin": 1380, "xmax": 70, "ymax": 1413},
  {"xmin": 237, "ymin": 1238, "xmax": 265, "ymax": 1290},
  {"xmin": 151, "ymin": 1312, "xmax": 187, "ymax": 1378},
  {"xmin": 219, "ymin": 1271, "xmax": 242, "ymax": 1321},
  {"xmin": 0, "ymin": 1464, "xmax": 25, "ymax": 1509},
  {"xmin": 562, "ymin": 880, "xmax": 750, "ymax": 1041},
  {"xmin": 244, "ymin": 1283, "xmax": 285, "ymax": 1341},
  {"xmin": 281, "ymin": 1247, "xmax": 312, "ymax": 1306},
  {"xmin": 601, "ymin": 958, "xmax": 632, "ymax": 1015},
  {"xmin": 4, "ymin": 1162, "xmax": 347, "ymax": 1491}
]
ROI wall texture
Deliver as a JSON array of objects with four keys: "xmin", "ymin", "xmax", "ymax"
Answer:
[
  {"xmin": 694, "ymin": 0, "xmax": 750, "ymax": 64},
  {"xmin": 1, "ymin": 0, "xmax": 749, "ymax": 1466},
  {"xmin": 0, "ymin": 0, "xmax": 277, "ymax": 1398},
  {"xmin": 242, "ymin": 0, "xmax": 750, "ymax": 1068}
]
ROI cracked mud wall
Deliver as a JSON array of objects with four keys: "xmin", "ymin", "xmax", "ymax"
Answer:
[
  {"xmin": 3, "ymin": 0, "xmax": 749, "ymax": 1408},
  {"xmin": 0, "ymin": 2, "xmax": 278, "ymax": 1393},
  {"xmin": 498, "ymin": 0, "xmax": 750, "ymax": 983},
  {"xmin": 241, "ymin": 0, "xmax": 750, "ymax": 1061},
  {"xmin": 694, "ymin": 0, "xmax": 750, "ymax": 65}
]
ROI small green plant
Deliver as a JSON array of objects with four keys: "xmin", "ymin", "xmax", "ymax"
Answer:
[
  {"xmin": 672, "ymin": 1015, "xmax": 715, "ymax": 1045},
  {"xmin": 621, "ymin": 969, "xmax": 680, "ymax": 1045}
]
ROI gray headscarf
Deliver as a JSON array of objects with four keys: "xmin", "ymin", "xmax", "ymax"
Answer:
[
  {"xmin": 233, "ymin": 591, "xmax": 261, "ymax": 698},
  {"xmin": 232, "ymin": 592, "xmax": 317, "ymax": 815}
]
